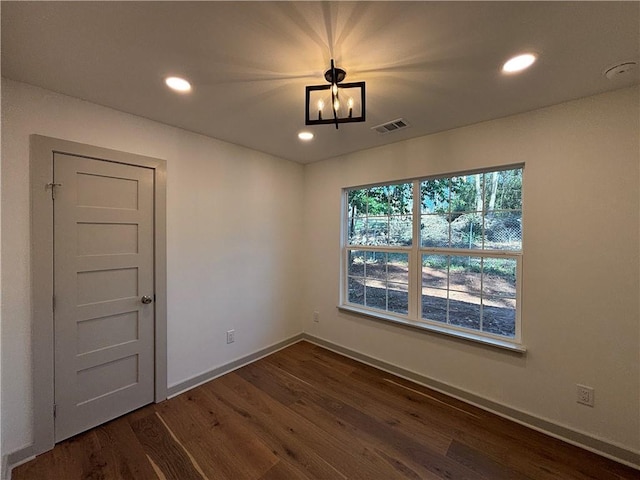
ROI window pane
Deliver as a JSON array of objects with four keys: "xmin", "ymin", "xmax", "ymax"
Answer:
[
  {"xmin": 365, "ymin": 216, "xmax": 388, "ymax": 245},
  {"xmin": 421, "ymin": 179, "xmax": 449, "ymax": 214},
  {"xmin": 347, "ymin": 250, "xmax": 365, "ymax": 277},
  {"xmin": 421, "ymin": 253, "xmax": 517, "ymax": 338},
  {"xmin": 388, "ymin": 283, "xmax": 409, "ymax": 315},
  {"xmin": 388, "ymin": 253, "xmax": 409, "ymax": 284},
  {"xmin": 421, "ymin": 287, "xmax": 447, "ymax": 323},
  {"xmin": 365, "ymin": 280, "xmax": 386, "ymax": 310},
  {"xmin": 449, "ymin": 290, "xmax": 481, "ymax": 331},
  {"xmin": 421, "ymin": 214, "xmax": 449, "ymax": 247},
  {"xmin": 422, "ymin": 254, "xmax": 448, "ymax": 288},
  {"xmin": 482, "ymin": 258, "xmax": 516, "ymax": 297},
  {"xmin": 348, "ymin": 217, "xmax": 366, "ymax": 245},
  {"xmin": 448, "ymin": 256, "xmax": 482, "ymax": 294},
  {"xmin": 484, "ymin": 211, "xmax": 522, "ymax": 250},
  {"xmin": 348, "ymin": 189, "xmax": 367, "ymax": 214},
  {"xmin": 348, "ymin": 277, "xmax": 364, "ymax": 305},
  {"xmin": 485, "ymin": 168, "xmax": 522, "ymax": 211},
  {"xmin": 450, "ymin": 213, "xmax": 482, "ymax": 249},
  {"xmin": 389, "ymin": 215, "xmax": 412, "ymax": 246},
  {"xmin": 422, "ymin": 254, "xmax": 448, "ymax": 322},
  {"xmin": 450, "ymin": 173, "xmax": 483, "ymax": 213},
  {"xmin": 348, "ymin": 183, "xmax": 413, "ymax": 247},
  {"xmin": 366, "ymin": 186, "xmax": 389, "ymax": 215},
  {"xmin": 348, "ymin": 251, "xmax": 408, "ymax": 315},
  {"xmin": 388, "ymin": 184, "xmax": 413, "ymax": 216},
  {"xmin": 483, "ymin": 296, "xmax": 516, "ymax": 337},
  {"xmin": 365, "ymin": 251, "xmax": 386, "ymax": 280}
]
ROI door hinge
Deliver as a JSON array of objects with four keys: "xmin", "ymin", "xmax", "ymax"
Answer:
[
  {"xmin": 46, "ymin": 182, "xmax": 63, "ymax": 200},
  {"xmin": 53, "ymin": 404, "xmax": 57, "ymax": 418}
]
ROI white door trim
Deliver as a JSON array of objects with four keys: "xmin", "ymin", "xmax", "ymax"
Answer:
[{"xmin": 26, "ymin": 134, "xmax": 168, "ymax": 459}]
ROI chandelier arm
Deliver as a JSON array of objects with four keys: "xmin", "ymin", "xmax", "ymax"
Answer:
[
  {"xmin": 330, "ymin": 59, "xmax": 339, "ymax": 129},
  {"xmin": 331, "ymin": 86, "xmax": 339, "ymax": 129}
]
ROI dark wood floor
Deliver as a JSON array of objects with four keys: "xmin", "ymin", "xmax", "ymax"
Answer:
[{"xmin": 13, "ymin": 341, "xmax": 639, "ymax": 480}]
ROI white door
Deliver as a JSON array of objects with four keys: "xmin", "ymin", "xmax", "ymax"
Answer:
[{"xmin": 53, "ymin": 153, "xmax": 155, "ymax": 442}]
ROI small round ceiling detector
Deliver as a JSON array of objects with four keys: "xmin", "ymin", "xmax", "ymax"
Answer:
[{"xmin": 604, "ymin": 62, "xmax": 637, "ymax": 80}]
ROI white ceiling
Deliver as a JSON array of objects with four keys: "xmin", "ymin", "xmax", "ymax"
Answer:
[{"xmin": 2, "ymin": 1, "xmax": 638, "ymax": 164}]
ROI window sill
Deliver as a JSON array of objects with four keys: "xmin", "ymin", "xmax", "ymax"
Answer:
[{"xmin": 337, "ymin": 304, "xmax": 527, "ymax": 353}]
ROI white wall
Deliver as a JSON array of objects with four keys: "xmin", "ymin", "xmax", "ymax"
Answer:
[
  {"xmin": 302, "ymin": 86, "xmax": 640, "ymax": 453},
  {"xmin": 2, "ymin": 77, "xmax": 638, "ymax": 463},
  {"xmin": 0, "ymin": 78, "xmax": 304, "ymax": 454}
]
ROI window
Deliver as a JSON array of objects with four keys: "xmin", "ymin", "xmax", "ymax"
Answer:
[{"xmin": 342, "ymin": 166, "xmax": 523, "ymax": 350}]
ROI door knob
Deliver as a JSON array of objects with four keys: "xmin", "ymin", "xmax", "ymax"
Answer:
[{"xmin": 141, "ymin": 295, "xmax": 153, "ymax": 304}]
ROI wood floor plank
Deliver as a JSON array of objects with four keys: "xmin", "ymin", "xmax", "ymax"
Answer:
[
  {"xmin": 156, "ymin": 389, "xmax": 278, "ymax": 480},
  {"xmin": 12, "ymin": 341, "xmax": 640, "ymax": 480},
  {"xmin": 95, "ymin": 416, "xmax": 160, "ymax": 480},
  {"xmin": 129, "ymin": 411, "xmax": 205, "ymax": 480}
]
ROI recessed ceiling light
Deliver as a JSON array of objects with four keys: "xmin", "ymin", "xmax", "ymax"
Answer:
[
  {"xmin": 502, "ymin": 53, "xmax": 537, "ymax": 74},
  {"xmin": 298, "ymin": 131, "xmax": 314, "ymax": 141},
  {"xmin": 165, "ymin": 76, "xmax": 191, "ymax": 92}
]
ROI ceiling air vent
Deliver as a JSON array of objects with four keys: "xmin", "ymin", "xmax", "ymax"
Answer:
[{"xmin": 371, "ymin": 118, "xmax": 410, "ymax": 134}]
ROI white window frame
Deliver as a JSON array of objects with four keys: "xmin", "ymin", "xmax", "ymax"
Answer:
[{"xmin": 340, "ymin": 166, "xmax": 525, "ymax": 352}]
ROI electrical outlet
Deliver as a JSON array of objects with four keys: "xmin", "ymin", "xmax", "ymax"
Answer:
[
  {"xmin": 226, "ymin": 329, "xmax": 235, "ymax": 344},
  {"xmin": 313, "ymin": 311, "xmax": 320, "ymax": 323},
  {"xmin": 576, "ymin": 384, "xmax": 594, "ymax": 407}
]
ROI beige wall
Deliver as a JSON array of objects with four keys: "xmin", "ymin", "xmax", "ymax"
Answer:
[
  {"xmin": 1, "ymin": 79, "xmax": 304, "ymax": 454},
  {"xmin": 302, "ymin": 86, "xmax": 640, "ymax": 452}
]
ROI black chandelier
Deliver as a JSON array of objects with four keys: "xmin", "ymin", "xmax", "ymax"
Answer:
[{"xmin": 305, "ymin": 59, "xmax": 366, "ymax": 129}]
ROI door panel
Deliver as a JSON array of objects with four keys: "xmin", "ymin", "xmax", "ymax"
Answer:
[{"xmin": 54, "ymin": 153, "xmax": 155, "ymax": 442}]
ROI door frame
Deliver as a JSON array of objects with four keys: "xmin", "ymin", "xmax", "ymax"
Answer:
[{"xmin": 29, "ymin": 134, "xmax": 168, "ymax": 457}]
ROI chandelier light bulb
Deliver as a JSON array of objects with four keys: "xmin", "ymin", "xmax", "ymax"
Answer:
[
  {"xmin": 333, "ymin": 99, "xmax": 340, "ymax": 111},
  {"xmin": 332, "ymin": 83, "xmax": 338, "ymax": 95},
  {"xmin": 316, "ymin": 99, "xmax": 324, "ymax": 120}
]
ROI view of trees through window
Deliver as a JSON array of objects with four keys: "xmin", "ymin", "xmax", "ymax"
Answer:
[{"xmin": 345, "ymin": 167, "xmax": 522, "ymax": 341}]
